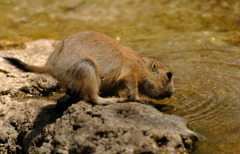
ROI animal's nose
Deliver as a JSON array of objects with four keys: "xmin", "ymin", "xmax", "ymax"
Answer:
[{"xmin": 166, "ymin": 72, "xmax": 172, "ymax": 81}]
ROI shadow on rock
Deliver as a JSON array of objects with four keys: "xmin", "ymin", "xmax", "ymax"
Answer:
[{"xmin": 23, "ymin": 95, "xmax": 80, "ymax": 152}]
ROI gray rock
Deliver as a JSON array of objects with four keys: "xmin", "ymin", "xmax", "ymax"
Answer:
[{"xmin": 26, "ymin": 101, "xmax": 198, "ymax": 154}]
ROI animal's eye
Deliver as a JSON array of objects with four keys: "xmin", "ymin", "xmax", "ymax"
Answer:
[
  {"xmin": 153, "ymin": 64, "xmax": 156, "ymax": 69},
  {"xmin": 152, "ymin": 64, "xmax": 157, "ymax": 72}
]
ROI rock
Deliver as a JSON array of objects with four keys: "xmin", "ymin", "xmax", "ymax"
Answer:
[
  {"xmin": 0, "ymin": 40, "xmax": 198, "ymax": 153},
  {"xmin": 0, "ymin": 39, "xmax": 59, "ymax": 97},
  {"xmin": 24, "ymin": 101, "xmax": 198, "ymax": 154},
  {"xmin": 0, "ymin": 39, "xmax": 59, "ymax": 153},
  {"xmin": 0, "ymin": 132, "xmax": 8, "ymax": 143}
]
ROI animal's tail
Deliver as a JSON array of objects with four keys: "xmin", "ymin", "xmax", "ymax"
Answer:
[{"xmin": 3, "ymin": 57, "xmax": 50, "ymax": 74}]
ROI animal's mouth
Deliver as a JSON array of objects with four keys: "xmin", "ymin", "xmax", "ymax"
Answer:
[{"xmin": 155, "ymin": 91, "xmax": 173, "ymax": 100}]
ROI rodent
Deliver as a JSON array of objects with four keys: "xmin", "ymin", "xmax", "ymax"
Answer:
[{"xmin": 3, "ymin": 31, "xmax": 174, "ymax": 105}]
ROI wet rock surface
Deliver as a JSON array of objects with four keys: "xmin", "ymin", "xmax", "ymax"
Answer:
[{"xmin": 0, "ymin": 40, "xmax": 198, "ymax": 153}]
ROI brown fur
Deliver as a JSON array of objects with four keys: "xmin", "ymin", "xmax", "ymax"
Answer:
[{"xmin": 3, "ymin": 31, "xmax": 174, "ymax": 105}]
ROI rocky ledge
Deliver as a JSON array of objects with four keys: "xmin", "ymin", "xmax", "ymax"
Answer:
[{"xmin": 0, "ymin": 40, "xmax": 198, "ymax": 153}]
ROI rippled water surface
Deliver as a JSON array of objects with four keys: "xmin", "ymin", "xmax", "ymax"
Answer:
[{"xmin": 1, "ymin": 0, "xmax": 240, "ymax": 153}]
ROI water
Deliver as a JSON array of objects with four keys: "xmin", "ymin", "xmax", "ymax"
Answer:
[{"xmin": 0, "ymin": 0, "xmax": 240, "ymax": 153}]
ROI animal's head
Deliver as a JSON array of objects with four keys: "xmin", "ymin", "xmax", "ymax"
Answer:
[{"xmin": 141, "ymin": 57, "xmax": 174, "ymax": 99}]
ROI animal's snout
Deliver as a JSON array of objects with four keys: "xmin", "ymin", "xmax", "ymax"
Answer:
[
  {"xmin": 164, "ymin": 91, "xmax": 173, "ymax": 98},
  {"xmin": 156, "ymin": 91, "xmax": 173, "ymax": 99}
]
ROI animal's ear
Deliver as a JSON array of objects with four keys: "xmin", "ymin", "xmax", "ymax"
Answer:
[{"xmin": 151, "ymin": 63, "xmax": 157, "ymax": 72}]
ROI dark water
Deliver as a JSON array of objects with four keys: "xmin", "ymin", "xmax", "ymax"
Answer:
[{"xmin": 1, "ymin": 0, "xmax": 240, "ymax": 153}]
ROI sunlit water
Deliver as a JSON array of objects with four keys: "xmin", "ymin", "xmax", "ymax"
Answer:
[{"xmin": 0, "ymin": 0, "xmax": 240, "ymax": 153}]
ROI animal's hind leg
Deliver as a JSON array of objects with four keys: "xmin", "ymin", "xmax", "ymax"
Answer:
[
  {"xmin": 95, "ymin": 96, "xmax": 127, "ymax": 105},
  {"xmin": 66, "ymin": 57, "xmax": 100, "ymax": 104},
  {"xmin": 64, "ymin": 57, "xmax": 127, "ymax": 105}
]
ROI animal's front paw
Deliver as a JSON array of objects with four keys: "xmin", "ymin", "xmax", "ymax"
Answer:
[
  {"xmin": 129, "ymin": 98, "xmax": 146, "ymax": 104},
  {"xmin": 136, "ymin": 99, "xmax": 147, "ymax": 104},
  {"xmin": 126, "ymin": 96, "xmax": 146, "ymax": 104}
]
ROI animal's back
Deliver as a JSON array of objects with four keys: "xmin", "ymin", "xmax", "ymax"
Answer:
[{"xmin": 46, "ymin": 32, "xmax": 129, "ymax": 87}]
